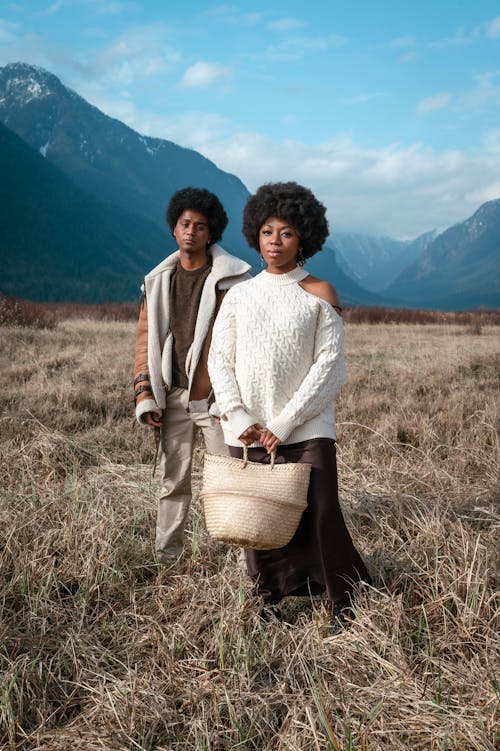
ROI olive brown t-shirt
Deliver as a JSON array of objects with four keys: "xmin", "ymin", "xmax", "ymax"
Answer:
[{"xmin": 169, "ymin": 259, "xmax": 212, "ymax": 390}]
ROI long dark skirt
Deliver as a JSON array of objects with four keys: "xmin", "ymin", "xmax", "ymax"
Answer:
[{"xmin": 229, "ymin": 438, "xmax": 371, "ymax": 603}]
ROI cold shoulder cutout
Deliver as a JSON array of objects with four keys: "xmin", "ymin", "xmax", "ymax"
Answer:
[{"xmin": 299, "ymin": 275, "xmax": 342, "ymax": 313}]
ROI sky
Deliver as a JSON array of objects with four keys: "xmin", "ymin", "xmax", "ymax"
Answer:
[{"xmin": 1, "ymin": 0, "xmax": 500, "ymax": 238}]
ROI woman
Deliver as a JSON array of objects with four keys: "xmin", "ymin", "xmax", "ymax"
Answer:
[{"xmin": 208, "ymin": 182, "xmax": 370, "ymax": 620}]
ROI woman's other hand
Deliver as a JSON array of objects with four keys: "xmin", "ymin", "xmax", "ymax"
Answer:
[
  {"xmin": 239, "ymin": 423, "xmax": 263, "ymax": 446},
  {"xmin": 259, "ymin": 428, "xmax": 282, "ymax": 453}
]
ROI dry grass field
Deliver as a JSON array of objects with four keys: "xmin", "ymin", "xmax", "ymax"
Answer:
[{"xmin": 0, "ymin": 312, "xmax": 498, "ymax": 750}]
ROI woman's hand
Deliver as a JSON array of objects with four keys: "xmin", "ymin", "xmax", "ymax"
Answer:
[
  {"xmin": 239, "ymin": 423, "xmax": 263, "ymax": 446},
  {"xmin": 259, "ymin": 428, "xmax": 282, "ymax": 453},
  {"xmin": 238, "ymin": 424, "xmax": 282, "ymax": 452}
]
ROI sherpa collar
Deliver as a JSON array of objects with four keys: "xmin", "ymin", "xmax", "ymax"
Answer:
[{"xmin": 145, "ymin": 244, "xmax": 250, "ymax": 283}]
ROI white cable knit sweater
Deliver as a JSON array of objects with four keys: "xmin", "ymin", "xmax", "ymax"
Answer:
[{"xmin": 208, "ymin": 266, "xmax": 346, "ymax": 447}]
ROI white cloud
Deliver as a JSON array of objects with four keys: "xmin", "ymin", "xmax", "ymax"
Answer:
[
  {"xmin": 399, "ymin": 51, "xmax": 418, "ymax": 63},
  {"xmin": 293, "ymin": 34, "xmax": 345, "ymax": 50},
  {"xmin": 82, "ymin": 92, "xmax": 137, "ymax": 123},
  {"xmin": 239, "ymin": 12, "xmax": 263, "ymax": 25},
  {"xmin": 465, "ymin": 182, "xmax": 500, "ymax": 204},
  {"xmin": 93, "ymin": 2, "xmax": 137, "ymax": 15},
  {"xmin": 78, "ymin": 23, "xmax": 178, "ymax": 86},
  {"xmin": 0, "ymin": 32, "xmax": 49, "ymax": 66},
  {"xmin": 0, "ymin": 18, "xmax": 19, "ymax": 42},
  {"xmin": 40, "ymin": 0, "xmax": 65, "ymax": 15},
  {"xmin": 391, "ymin": 35, "xmax": 416, "ymax": 48},
  {"xmin": 263, "ymin": 33, "xmax": 346, "ymax": 62},
  {"xmin": 201, "ymin": 133, "xmax": 499, "ymax": 237},
  {"xmin": 180, "ymin": 61, "xmax": 232, "ymax": 88},
  {"xmin": 390, "ymin": 35, "xmax": 419, "ymax": 62},
  {"xmin": 83, "ymin": 26, "xmax": 109, "ymax": 39},
  {"xmin": 5, "ymin": 52, "xmax": 494, "ymax": 239},
  {"xmin": 2, "ymin": 14, "xmax": 498, "ymax": 240},
  {"xmin": 344, "ymin": 92, "xmax": 387, "ymax": 105},
  {"xmin": 204, "ymin": 3, "xmax": 235, "ymax": 13},
  {"xmin": 0, "ymin": 23, "xmax": 178, "ymax": 98},
  {"xmin": 203, "ymin": 5, "xmax": 265, "ymax": 25},
  {"xmin": 482, "ymin": 129, "xmax": 500, "ymax": 153},
  {"xmin": 115, "ymin": 108, "xmax": 500, "ymax": 237},
  {"xmin": 416, "ymin": 92, "xmax": 451, "ymax": 115},
  {"xmin": 429, "ymin": 25, "xmax": 481, "ymax": 48},
  {"xmin": 81, "ymin": 0, "xmax": 138, "ymax": 14},
  {"xmin": 485, "ymin": 16, "xmax": 500, "ymax": 38},
  {"xmin": 474, "ymin": 69, "xmax": 500, "ymax": 99},
  {"xmin": 268, "ymin": 18, "xmax": 307, "ymax": 32},
  {"xmin": 460, "ymin": 70, "xmax": 500, "ymax": 109},
  {"xmin": 431, "ymin": 17, "xmax": 500, "ymax": 46}
]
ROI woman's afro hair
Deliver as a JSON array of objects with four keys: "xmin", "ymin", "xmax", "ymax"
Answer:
[
  {"xmin": 166, "ymin": 187, "xmax": 228, "ymax": 244},
  {"xmin": 242, "ymin": 181, "xmax": 329, "ymax": 259}
]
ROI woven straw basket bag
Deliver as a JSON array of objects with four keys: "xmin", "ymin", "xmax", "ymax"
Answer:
[{"xmin": 200, "ymin": 447, "xmax": 311, "ymax": 550}]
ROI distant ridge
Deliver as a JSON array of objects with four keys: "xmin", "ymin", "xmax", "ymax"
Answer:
[
  {"xmin": 385, "ymin": 200, "xmax": 500, "ymax": 310},
  {"xmin": 306, "ymin": 247, "xmax": 385, "ymax": 307},
  {"xmin": 333, "ymin": 231, "xmax": 437, "ymax": 293},
  {"xmin": 0, "ymin": 62, "xmax": 383, "ymax": 305},
  {"xmin": 0, "ymin": 61, "xmax": 254, "ymax": 264},
  {"xmin": 0, "ymin": 121, "xmax": 169, "ymax": 301},
  {"xmin": 1, "ymin": 62, "xmax": 497, "ymax": 308}
]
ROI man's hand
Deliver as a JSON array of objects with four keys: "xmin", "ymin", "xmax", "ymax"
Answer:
[{"xmin": 144, "ymin": 411, "xmax": 162, "ymax": 428}]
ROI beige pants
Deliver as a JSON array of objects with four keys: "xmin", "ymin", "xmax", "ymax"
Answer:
[{"xmin": 156, "ymin": 387, "xmax": 228, "ymax": 561}]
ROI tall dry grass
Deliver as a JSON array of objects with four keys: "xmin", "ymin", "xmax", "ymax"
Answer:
[{"xmin": 0, "ymin": 316, "xmax": 498, "ymax": 750}]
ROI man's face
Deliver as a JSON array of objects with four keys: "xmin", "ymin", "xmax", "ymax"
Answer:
[{"xmin": 173, "ymin": 209, "xmax": 211, "ymax": 255}]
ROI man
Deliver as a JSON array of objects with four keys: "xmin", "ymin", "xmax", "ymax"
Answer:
[{"xmin": 134, "ymin": 187, "xmax": 251, "ymax": 562}]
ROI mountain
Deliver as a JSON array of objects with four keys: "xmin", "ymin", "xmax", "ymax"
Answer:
[
  {"xmin": 0, "ymin": 62, "xmax": 384, "ymax": 306},
  {"xmin": 0, "ymin": 121, "xmax": 168, "ymax": 302},
  {"xmin": 306, "ymin": 247, "xmax": 384, "ymax": 307},
  {"xmin": 384, "ymin": 200, "xmax": 500, "ymax": 309},
  {"xmin": 332, "ymin": 230, "xmax": 437, "ymax": 292},
  {"xmin": 0, "ymin": 61, "xmax": 254, "ymax": 266}
]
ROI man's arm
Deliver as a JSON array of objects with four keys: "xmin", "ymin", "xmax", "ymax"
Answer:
[{"xmin": 134, "ymin": 294, "xmax": 162, "ymax": 425}]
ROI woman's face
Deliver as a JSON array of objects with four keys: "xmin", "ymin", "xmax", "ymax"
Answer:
[{"xmin": 259, "ymin": 216, "xmax": 301, "ymax": 274}]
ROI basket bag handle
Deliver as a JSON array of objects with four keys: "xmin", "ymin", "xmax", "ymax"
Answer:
[{"xmin": 242, "ymin": 445, "xmax": 276, "ymax": 469}]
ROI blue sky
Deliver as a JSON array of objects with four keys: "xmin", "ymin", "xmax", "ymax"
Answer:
[{"xmin": 1, "ymin": 0, "xmax": 500, "ymax": 237}]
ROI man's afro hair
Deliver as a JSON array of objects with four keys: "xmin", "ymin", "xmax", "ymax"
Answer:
[{"xmin": 166, "ymin": 187, "xmax": 228, "ymax": 244}]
